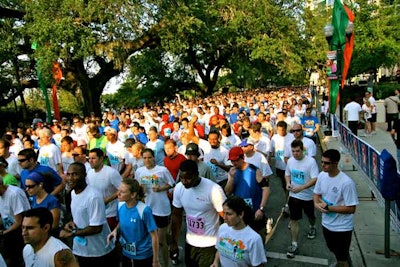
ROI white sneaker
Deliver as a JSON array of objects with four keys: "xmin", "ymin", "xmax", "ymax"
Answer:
[
  {"xmin": 266, "ymin": 218, "xmax": 273, "ymax": 234},
  {"xmin": 371, "ymin": 131, "xmax": 377, "ymax": 135},
  {"xmin": 360, "ymin": 133, "xmax": 366, "ymax": 137}
]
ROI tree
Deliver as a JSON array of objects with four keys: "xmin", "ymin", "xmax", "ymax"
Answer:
[
  {"xmin": 349, "ymin": 0, "xmax": 400, "ymax": 77},
  {"xmin": 23, "ymin": 0, "xmax": 162, "ymax": 115}
]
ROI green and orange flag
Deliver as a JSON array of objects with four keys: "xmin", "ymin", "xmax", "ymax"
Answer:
[{"xmin": 328, "ymin": 0, "xmax": 355, "ymax": 114}]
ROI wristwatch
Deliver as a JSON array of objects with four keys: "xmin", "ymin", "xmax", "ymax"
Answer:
[
  {"xmin": 323, "ymin": 204, "xmax": 330, "ymax": 211},
  {"xmin": 259, "ymin": 206, "xmax": 265, "ymax": 213}
]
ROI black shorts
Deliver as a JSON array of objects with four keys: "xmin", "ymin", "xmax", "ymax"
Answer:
[
  {"xmin": 185, "ymin": 242, "xmax": 216, "ymax": 267},
  {"xmin": 288, "ymin": 197, "xmax": 315, "ymax": 221},
  {"xmin": 369, "ymin": 113, "xmax": 377, "ymax": 122},
  {"xmin": 153, "ymin": 215, "xmax": 170, "ymax": 228},
  {"xmin": 276, "ymin": 168, "xmax": 286, "ymax": 190},
  {"xmin": 322, "ymin": 226, "xmax": 353, "ymax": 262}
]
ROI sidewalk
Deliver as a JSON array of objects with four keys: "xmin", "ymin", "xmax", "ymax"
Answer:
[{"xmin": 320, "ymin": 123, "xmax": 400, "ymax": 267}]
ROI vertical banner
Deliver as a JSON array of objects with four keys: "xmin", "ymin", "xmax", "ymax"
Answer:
[{"xmin": 52, "ymin": 63, "xmax": 62, "ymax": 121}]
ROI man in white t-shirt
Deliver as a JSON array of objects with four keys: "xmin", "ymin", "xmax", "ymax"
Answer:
[
  {"xmin": 60, "ymin": 162, "xmax": 118, "ymax": 266},
  {"xmin": 87, "ymin": 148, "xmax": 122, "ymax": 230},
  {"xmin": 105, "ymin": 127, "xmax": 126, "ymax": 173},
  {"xmin": 37, "ymin": 128, "xmax": 63, "ymax": 176},
  {"xmin": 314, "ymin": 149, "xmax": 359, "ymax": 267},
  {"xmin": 171, "ymin": 160, "xmax": 226, "ymax": 266},
  {"xmin": 0, "ymin": 178, "xmax": 30, "ymax": 266},
  {"xmin": 344, "ymin": 97, "xmax": 362, "ymax": 135},
  {"xmin": 285, "ymin": 139, "xmax": 319, "ymax": 258},
  {"xmin": 284, "ymin": 123, "xmax": 316, "ymax": 161},
  {"xmin": 23, "ymin": 207, "xmax": 79, "ymax": 267},
  {"xmin": 270, "ymin": 121, "xmax": 295, "ymax": 215}
]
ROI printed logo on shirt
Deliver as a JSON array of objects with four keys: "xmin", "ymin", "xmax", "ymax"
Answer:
[
  {"xmin": 140, "ymin": 175, "xmax": 159, "ymax": 187},
  {"xmin": 291, "ymin": 169, "xmax": 305, "ymax": 185},
  {"xmin": 216, "ymin": 237, "xmax": 246, "ymax": 262}
]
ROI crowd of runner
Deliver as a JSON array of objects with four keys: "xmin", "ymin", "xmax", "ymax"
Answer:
[{"xmin": 0, "ymin": 87, "xmax": 358, "ymax": 267}]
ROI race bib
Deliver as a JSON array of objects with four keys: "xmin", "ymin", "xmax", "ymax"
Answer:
[
  {"xmin": 186, "ymin": 215, "xmax": 205, "ymax": 235},
  {"xmin": 120, "ymin": 236, "xmax": 137, "ymax": 256}
]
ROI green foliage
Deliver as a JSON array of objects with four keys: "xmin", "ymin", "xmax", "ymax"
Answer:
[
  {"xmin": 373, "ymin": 82, "xmax": 399, "ymax": 99},
  {"xmin": 349, "ymin": 0, "xmax": 400, "ymax": 76},
  {"xmin": 24, "ymin": 88, "xmax": 82, "ymax": 114}
]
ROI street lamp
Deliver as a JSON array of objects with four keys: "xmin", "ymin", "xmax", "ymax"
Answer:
[{"xmin": 324, "ymin": 21, "xmax": 354, "ymax": 122}]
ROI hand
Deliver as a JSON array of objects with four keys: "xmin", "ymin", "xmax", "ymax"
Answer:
[
  {"xmin": 210, "ymin": 159, "xmax": 218, "ymax": 165},
  {"xmin": 59, "ymin": 229, "xmax": 74, "ymax": 239},
  {"xmin": 255, "ymin": 209, "xmax": 264, "ymax": 221},
  {"xmin": 152, "ymin": 184, "xmax": 160, "ymax": 192},
  {"xmin": 291, "ymin": 185, "xmax": 303, "ymax": 194},
  {"xmin": 286, "ymin": 183, "xmax": 292, "ymax": 191},
  {"xmin": 64, "ymin": 222, "xmax": 76, "ymax": 232},
  {"xmin": 315, "ymin": 202, "xmax": 328, "ymax": 213},
  {"xmin": 107, "ymin": 231, "xmax": 117, "ymax": 245},
  {"xmin": 210, "ymin": 263, "xmax": 218, "ymax": 267}
]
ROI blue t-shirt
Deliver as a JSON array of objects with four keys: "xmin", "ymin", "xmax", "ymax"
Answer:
[
  {"xmin": 118, "ymin": 202, "xmax": 157, "ymax": 260},
  {"xmin": 20, "ymin": 165, "xmax": 62, "ymax": 194},
  {"xmin": 29, "ymin": 194, "xmax": 61, "ymax": 210},
  {"xmin": 233, "ymin": 164, "xmax": 262, "ymax": 213}
]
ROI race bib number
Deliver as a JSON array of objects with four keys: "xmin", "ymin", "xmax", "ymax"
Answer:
[
  {"xmin": 120, "ymin": 236, "xmax": 137, "ymax": 256},
  {"xmin": 186, "ymin": 215, "xmax": 205, "ymax": 235}
]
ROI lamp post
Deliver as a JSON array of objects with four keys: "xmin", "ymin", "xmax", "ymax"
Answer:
[{"xmin": 324, "ymin": 22, "xmax": 354, "ymax": 122}]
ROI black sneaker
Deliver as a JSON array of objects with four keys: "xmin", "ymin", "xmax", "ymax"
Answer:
[
  {"xmin": 286, "ymin": 244, "xmax": 298, "ymax": 258},
  {"xmin": 170, "ymin": 251, "xmax": 179, "ymax": 265}
]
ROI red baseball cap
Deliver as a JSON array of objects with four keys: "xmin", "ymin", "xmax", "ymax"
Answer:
[{"xmin": 229, "ymin": 146, "xmax": 244, "ymax": 161}]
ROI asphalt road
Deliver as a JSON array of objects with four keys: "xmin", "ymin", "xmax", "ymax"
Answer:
[{"xmin": 168, "ymin": 141, "xmax": 335, "ymax": 267}]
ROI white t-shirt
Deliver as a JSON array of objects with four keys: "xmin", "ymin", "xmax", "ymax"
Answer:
[
  {"xmin": 38, "ymin": 143, "xmax": 62, "ymax": 173},
  {"xmin": 146, "ymin": 139, "xmax": 165, "ymax": 166},
  {"xmin": 344, "ymin": 101, "xmax": 362, "ymax": 121},
  {"xmin": 314, "ymin": 171, "xmax": 359, "ymax": 231},
  {"xmin": 0, "ymin": 185, "xmax": 30, "ymax": 229},
  {"xmin": 254, "ymin": 134, "xmax": 271, "ymax": 157},
  {"xmin": 61, "ymin": 152, "xmax": 74, "ymax": 175},
  {"xmin": 270, "ymin": 133, "xmax": 295, "ymax": 170},
  {"xmin": 245, "ymin": 152, "xmax": 273, "ymax": 177},
  {"xmin": 173, "ymin": 178, "xmax": 226, "ymax": 247},
  {"xmin": 73, "ymin": 124, "xmax": 89, "ymax": 144},
  {"xmin": 71, "ymin": 186, "xmax": 114, "ymax": 257},
  {"xmin": 23, "ymin": 236, "xmax": 71, "ymax": 267},
  {"xmin": 5, "ymin": 154, "xmax": 22, "ymax": 178},
  {"xmin": 285, "ymin": 156, "xmax": 319, "ymax": 201},
  {"xmin": 368, "ymin": 96, "xmax": 376, "ymax": 114},
  {"xmin": 106, "ymin": 140, "xmax": 126, "ymax": 172},
  {"xmin": 199, "ymin": 139, "xmax": 230, "ymax": 183},
  {"xmin": 216, "ymin": 224, "xmax": 267, "ymax": 267},
  {"xmin": 135, "ymin": 165, "xmax": 175, "ymax": 216},
  {"xmin": 86, "ymin": 166, "xmax": 122, "ymax": 218},
  {"xmin": 220, "ymin": 134, "xmax": 241, "ymax": 151},
  {"xmin": 284, "ymin": 137, "xmax": 316, "ymax": 159}
]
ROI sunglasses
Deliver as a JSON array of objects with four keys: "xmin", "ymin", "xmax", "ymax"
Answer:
[
  {"xmin": 321, "ymin": 161, "xmax": 336, "ymax": 165},
  {"xmin": 18, "ymin": 158, "xmax": 28, "ymax": 163},
  {"xmin": 72, "ymin": 154, "xmax": 83, "ymax": 157},
  {"xmin": 25, "ymin": 184, "xmax": 37, "ymax": 189},
  {"xmin": 292, "ymin": 129, "xmax": 302, "ymax": 132}
]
